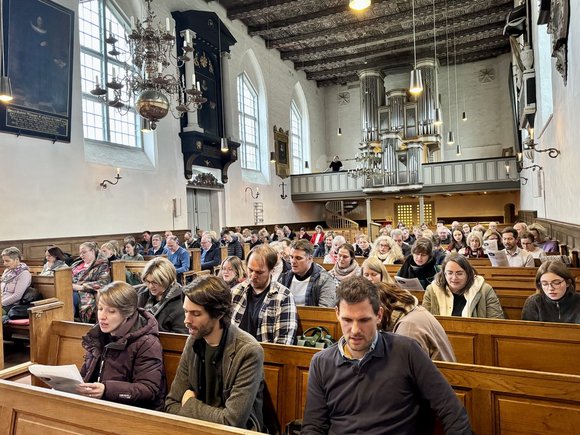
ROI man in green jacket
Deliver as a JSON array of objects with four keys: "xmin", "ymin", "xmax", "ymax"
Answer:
[{"xmin": 165, "ymin": 276, "xmax": 264, "ymax": 431}]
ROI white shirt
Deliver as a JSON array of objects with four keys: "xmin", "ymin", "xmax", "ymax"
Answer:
[
  {"xmin": 504, "ymin": 247, "xmax": 535, "ymax": 267},
  {"xmin": 290, "ymin": 276, "xmax": 310, "ymax": 306}
]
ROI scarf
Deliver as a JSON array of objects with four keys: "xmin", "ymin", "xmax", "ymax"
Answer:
[
  {"xmin": 332, "ymin": 261, "xmax": 360, "ymax": 280},
  {"xmin": 1, "ymin": 262, "xmax": 29, "ymax": 284}
]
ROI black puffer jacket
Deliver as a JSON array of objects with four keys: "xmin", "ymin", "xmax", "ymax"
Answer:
[
  {"xmin": 80, "ymin": 309, "xmax": 166, "ymax": 410},
  {"xmin": 137, "ymin": 283, "xmax": 187, "ymax": 334}
]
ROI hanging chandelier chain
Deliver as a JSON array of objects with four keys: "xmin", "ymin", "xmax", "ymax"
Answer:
[
  {"xmin": 412, "ymin": 0, "xmax": 417, "ymax": 68},
  {"xmin": 453, "ymin": 16, "xmax": 459, "ymax": 133}
]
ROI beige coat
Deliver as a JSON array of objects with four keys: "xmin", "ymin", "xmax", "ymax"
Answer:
[{"xmin": 423, "ymin": 275, "xmax": 505, "ymax": 319}]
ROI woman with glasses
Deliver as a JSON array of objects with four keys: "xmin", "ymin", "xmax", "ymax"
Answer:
[
  {"xmin": 137, "ymin": 257, "xmax": 187, "ymax": 333},
  {"xmin": 522, "ymin": 261, "xmax": 580, "ymax": 323},
  {"xmin": 423, "ymin": 253, "xmax": 504, "ymax": 318}
]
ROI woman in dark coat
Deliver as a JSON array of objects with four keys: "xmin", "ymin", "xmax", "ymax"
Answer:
[
  {"xmin": 77, "ymin": 281, "xmax": 166, "ymax": 410},
  {"xmin": 522, "ymin": 260, "xmax": 580, "ymax": 323},
  {"xmin": 138, "ymin": 256, "xmax": 187, "ymax": 334},
  {"xmin": 397, "ymin": 237, "xmax": 439, "ymax": 289}
]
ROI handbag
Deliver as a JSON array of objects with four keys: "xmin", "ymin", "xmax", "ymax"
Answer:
[
  {"xmin": 296, "ymin": 326, "xmax": 335, "ymax": 349},
  {"xmin": 6, "ymin": 287, "xmax": 43, "ymax": 320}
]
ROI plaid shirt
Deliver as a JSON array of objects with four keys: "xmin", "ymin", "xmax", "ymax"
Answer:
[{"xmin": 231, "ymin": 280, "xmax": 298, "ymax": 345}]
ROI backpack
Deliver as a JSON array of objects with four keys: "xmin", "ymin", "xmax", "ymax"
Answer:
[
  {"xmin": 296, "ymin": 326, "xmax": 335, "ymax": 349},
  {"xmin": 6, "ymin": 287, "xmax": 43, "ymax": 320}
]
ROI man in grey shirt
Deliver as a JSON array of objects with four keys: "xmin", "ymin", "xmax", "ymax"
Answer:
[{"xmin": 278, "ymin": 239, "xmax": 336, "ymax": 307}]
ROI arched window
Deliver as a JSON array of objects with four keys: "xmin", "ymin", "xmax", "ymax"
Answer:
[
  {"xmin": 79, "ymin": 0, "xmax": 140, "ymax": 147},
  {"xmin": 237, "ymin": 73, "xmax": 260, "ymax": 171},
  {"xmin": 290, "ymin": 101, "xmax": 304, "ymax": 174}
]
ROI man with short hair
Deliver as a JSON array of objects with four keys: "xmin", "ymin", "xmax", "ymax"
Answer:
[
  {"xmin": 501, "ymin": 227, "xmax": 534, "ymax": 267},
  {"xmin": 142, "ymin": 231, "xmax": 153, "ymax": 252},
  {"xmin": 278, "ymin": 239, "xmax": 336, "ymax": 307},
  {"xmin": 282, "ymin": 225, "xmax": 296, "ymax": 240},
  {"xmin": 302, "ymin": 277, "xmax": 472, "ymax": 434},
  {"xmin": 231, "ymin": 245, "xmax": 297, "ymax": 344},
  {"xmin": 200, "ymin": 234, "xmax": 221, "ymax": 271},
  {"xmin": 165, "ymin": 276, "xmax": 264, "ymax": 431},
  {"xmin": 436, "ymin": 225, "xmax": 452, "ymax": 244},
  {"xmin": 249, "ymin": 230, "xmax": 262, "ymax": 249},
  {"xmin": 221, "ymin": 231, "xmax": 243, "ymax": 259},
  {"xmin": 148, "ymin": 234, "xmax": 164, "ymax": 256},
  {"xmin": 488, "ymin": 221, "xmax": 498, "ymax": 231},
  {"xmin": 163, "ymin": 236, "xmax": 191, "ymax": 280},
  {"xmin": 390, "ymin": 228, "xmax": 412, "ymax": 257}
]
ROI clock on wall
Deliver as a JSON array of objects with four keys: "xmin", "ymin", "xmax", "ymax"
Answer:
[{"xmin": 337, "ymin": 91, "xmax": 350, "ymax": 105}]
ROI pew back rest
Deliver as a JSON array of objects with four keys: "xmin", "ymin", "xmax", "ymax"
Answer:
[
  {"xmin": 34, "ymin": 319, "xmax": 580, "ymax": 434},
  {"xmin": 296, "ymin": 306, "xmax": 580, "ymax": 375}
]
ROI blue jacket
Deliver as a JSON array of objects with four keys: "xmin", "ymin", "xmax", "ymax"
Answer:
[{"xmin": 163, "ymin": 246, "xmax": 190, "ymax": 275}]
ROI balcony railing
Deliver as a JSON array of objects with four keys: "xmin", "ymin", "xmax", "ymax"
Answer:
[{"xmin": 291, "ymin": 157, "xmax": 520, "ymax": 200}]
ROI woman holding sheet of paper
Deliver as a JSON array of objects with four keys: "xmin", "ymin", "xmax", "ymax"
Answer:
[
  {"xmin": 77, "ymin": 281, "xmax": 166, "ymax": 410},
  {"xmin": 423, "ymin": 253, "xmax": 504, "ymax": 319}
]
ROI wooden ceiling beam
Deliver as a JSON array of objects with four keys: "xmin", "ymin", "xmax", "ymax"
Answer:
[
  {"xmin": 278, "ymin": 3, "xmax": 511, "ymax": 58},
  {"xmin": 295, "ymin": 23, "xmax": 504, "ymax": 71},
  {"xmin": 268, "ymin": 1, "xmax": 511, "ymax": 49},
  {"xmin": 306, "ymin": 36, "xmax": 509, "ymax": 81},
  {"xmin": 227, "ymin": 0, "xmax": 300, "ymax": 21}
]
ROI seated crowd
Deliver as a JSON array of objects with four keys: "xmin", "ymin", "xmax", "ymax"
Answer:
[{"xmin": 1, "ymin": 219, "xmax": 578, "ymax": 433}]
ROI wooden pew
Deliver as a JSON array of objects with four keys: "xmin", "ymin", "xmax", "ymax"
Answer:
[
  {"xmin": 2, "ymin": 268, "xmax": 74, "ymax": 341},
  {"xmin": 295, "ymin": 306, "xmax": 580, "ymax": 375},
  {"xmin": 6, "ymin": 306, "xmax": 580, "ymax": 434},
  {"xmin": 0, "ymin": 380, "xmax": 257, "ymax": 435}
]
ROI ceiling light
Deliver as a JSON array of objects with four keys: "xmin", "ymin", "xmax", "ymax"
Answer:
[
  {"xmin": 409, "ymin": 0, "xmax": 423, "ymax": 95},
  {"xmin": 337, "ymin": 127, "xmax": 343, "ymax": 136},
  {"xmin": 349, "ymin": 0, "xmax": 371, "ymax": 11}
]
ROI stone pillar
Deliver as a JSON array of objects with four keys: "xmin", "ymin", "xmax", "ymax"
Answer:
[{"xmin": 418, "ymin": 195, "xmax": 425, "ymax": 226}]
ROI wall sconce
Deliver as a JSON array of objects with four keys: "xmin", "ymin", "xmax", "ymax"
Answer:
[
  {"xmin": 523, "ymin": 137, "xmax": 560, "ymax": 158},
  {"xmin": 100, "ymin": 168, "xmax": 122, "ymax": 189},
  {"xmin": 505, "ymin": 161, "xmax": 528, "ymax": 185},
  {"xmin": 304, "ymin": 160, "xmax": 309, "ymax": 169},
  {"xmin": 245, "ymin": 186, "xmax": 260, "ymax": 199},
  {"xmin": 279, "ymin": 182, "xmax": 288, "ymax": 199}
]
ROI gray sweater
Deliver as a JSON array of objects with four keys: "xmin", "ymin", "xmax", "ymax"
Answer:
[{"xmin": 302, "ymin": 332, "xmax": 472, "ymax": 435}]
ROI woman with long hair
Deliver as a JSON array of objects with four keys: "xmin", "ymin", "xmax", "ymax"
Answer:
[
  {"xmin": 369, "ymin": 235, "xmax": 404, "ymax": 265},
  {"xmin": 423, "ymin": 253, "xmax": 504, "ymax": 318},
  {"xmin": 40, "ymin": 246, "xmax": 68, "ymax": 276},
  {"xmin": 447, "ymin": 229, "xmax": 467, "ymax": 253},
  {"xmin": 375, "ymin": 282, "xmax": 456, "ymax": 362},
  {"xmin": 218, "ymin": 256, "xmax": 248, "ymax": 289},
  {"xmin": 361, "ymin": 257, "xmax": 395, "ymax": 284},
  {"xmin": 522, "ymin": 260, "xmax": 580, "ymax": 323}
]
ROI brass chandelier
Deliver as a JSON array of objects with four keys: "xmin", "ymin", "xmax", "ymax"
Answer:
[{"xmin": 90, "ymin": 0, "xmax": 206, "ymax": 130}]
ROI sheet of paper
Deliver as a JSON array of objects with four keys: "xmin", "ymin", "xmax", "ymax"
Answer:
[
  {"xmin": 483, "ymin": 239, "xmax": 498, "ymax": 253},
  {"xmin": 487, "ymin": 250, "xmax": 510, "ymax": 267},
  {"xmin": 395, "ymin": 276, "xmax": 425, "ymax": 291},
  {"xmin": 29, "ymin": 364, "xmax": 83, "ymax": 394}
]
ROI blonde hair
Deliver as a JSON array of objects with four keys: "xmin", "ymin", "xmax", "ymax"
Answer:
[
  {"xmin": 361, "ymin": 257, "xmax": 395, "ymax": 283},
  {"xmin": 141, "ymin": 257, "xmax": 177, "ymax": 289},
  {"xmin": 370, "ymin": 236, "xmax": 404, "ymax": 264}
]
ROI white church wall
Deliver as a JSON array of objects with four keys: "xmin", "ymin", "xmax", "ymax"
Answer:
[
  {"xmin": 519, "ymin": 1, "xmax": 580, "ymax": 225},
  {"xmin": 0, "ymin": 0, "xmax": 327, "ymax": 241}
]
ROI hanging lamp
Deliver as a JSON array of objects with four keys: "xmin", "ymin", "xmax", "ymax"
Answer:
[{"xmin": 409, "ymin": 0, "xmax": 423, "ymax": 95}]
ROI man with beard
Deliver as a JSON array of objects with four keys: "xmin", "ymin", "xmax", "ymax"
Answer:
[
  {"xmin": 231, "ymin": 245, "xmax": 297, "ymax": 344},
  {"xmin": 165, "ymin": 276, "xmax": 264, "ymax": 431},
  {"xmin": 302, "ymin": 277, "xmax": 472, "ymax": 435}
]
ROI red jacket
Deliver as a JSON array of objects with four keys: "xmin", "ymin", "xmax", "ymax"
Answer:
[{"xmin": 310, "ymin": 231, "xmax": 325, "ymax": 246}]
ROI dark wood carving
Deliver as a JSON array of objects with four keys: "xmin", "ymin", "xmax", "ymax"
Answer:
[{"xmin": 218, "ymin": 0, "xmax": 513, "ymax": 86}]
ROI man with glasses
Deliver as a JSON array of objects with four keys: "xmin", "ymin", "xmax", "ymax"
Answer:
[
  {"xmin": 501, "ymin": 227, "xmax": 534, "ymax": 267},
  {"xmin": 200, "ymin": 234, "xmax": 221, "ymax": 271}
]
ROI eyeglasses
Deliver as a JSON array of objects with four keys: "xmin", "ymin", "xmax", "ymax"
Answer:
[
  {"xmin": 144, "ymin": 279, "xmax": 159, "ymax": 286},
  {"xmin": 540, "ymin": 279, "xmax": 565, "ymax": 289},
  {"xmin": 445, "ymin": 271, "xmax": 466, "ymax": 278}
]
